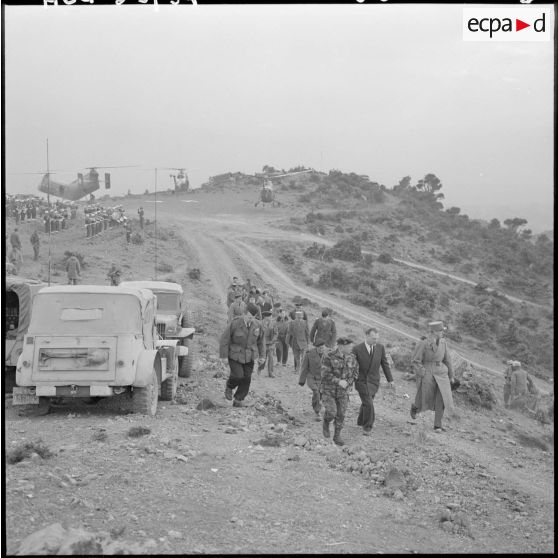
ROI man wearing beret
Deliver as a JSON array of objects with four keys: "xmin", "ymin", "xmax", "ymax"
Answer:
[
  {"xmin": 352, "ymin": 327, "xmax": 394, "ymax": 436},
  {"xmin": 410, "ymin": 321, "xmax": 455, "ymax": 432},
  {"xmin": 320, "ymin": 337, "xmax": 358, "ymax": 445},
  {"xmin": 220, "ymin": 308, "xmax": 265, "ymax": 407},
  {"xmin": 298, "ymin": 340, "xmax": 328, "ymax": 420}
]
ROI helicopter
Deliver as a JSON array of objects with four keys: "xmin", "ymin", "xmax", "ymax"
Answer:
[
  {"xmin": 35, "ymin": 165, "xmax": 135, "ymax": 201},
  {"xmin": 254, "ymin": 169, "xmax": 313, "ymax": 207},
  {"xmin": 168, "ymin": 168, "xmax": 190, "ymax": 192}
]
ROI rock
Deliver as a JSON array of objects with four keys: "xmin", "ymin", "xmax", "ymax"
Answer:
[
  {"xmin": 293, "ymin": 435, "xmax": 308, "ymax": 447},
  {"xmin": 446, "ymin": 502, "xmax": 460, "ymax": 510},
  {"xmin": 383, "ymin": 467, "xmax": 406, "ymax": 490},
  {"xmin": 393, "ymin": 489, "xmax": 405, "ymax": 501},
  {"xmin": 438, "ymin": 510, "xmax": 452, "ymax": 523},
  {"xmin": 168, "ymin": 530, "xmax": 183, "ymax": 539},
  {"xmin": 196, "ymin": 398, "xmax": 216, "ymax": 411}
]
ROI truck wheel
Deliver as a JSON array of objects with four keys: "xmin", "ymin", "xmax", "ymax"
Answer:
[
  {"xmin": 132, "ymin": 369, "xmax": 158, "ymax": 416},
  {"xmin": 160, "ymin": 357, "xmax": 178, "ymax": 401},
  {"xmin": 178, "ymin": 338, "xmax": 194, "ymax": 378}
]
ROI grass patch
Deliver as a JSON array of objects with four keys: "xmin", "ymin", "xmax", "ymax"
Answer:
[
  {"xmin": 7, "ymin": 439, "xmax": 53, "ymax": 464},
  {"xmin": 127, "ymin": 426, "xmax": 151, "ymax": 438}
]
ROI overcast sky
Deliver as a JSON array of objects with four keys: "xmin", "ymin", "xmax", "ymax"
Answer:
[{"xmin": 3, "ymin": 3, "xmax": 554, "ymax": 231}]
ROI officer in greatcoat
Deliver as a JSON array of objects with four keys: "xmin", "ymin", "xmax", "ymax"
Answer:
[
  {"xmin": 285, "ymin": 310, "xmax": 310, "ymax": 374},
  {"xmin": 220, "ymin": 308, "xmax": 265, "ymax": 407},
  {"xmin": 298, "ymin": 340, "xmax": 328, "ymax": 420},
  {"xmin": 410, "ymin": 321, "xmax": 455, "ymax": 432}
]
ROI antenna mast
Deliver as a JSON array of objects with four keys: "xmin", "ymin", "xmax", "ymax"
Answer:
[
  {"xmin": 154, "ymin": 168, "xmax": 157, "ymax": 280},
  {"xmin": 46, "ymin": 139, "xmax": 51, "ymax": 286}
]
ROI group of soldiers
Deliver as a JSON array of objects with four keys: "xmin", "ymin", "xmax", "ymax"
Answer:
[
  {"xmin": 221, "ymin": 285, "xmax": 511, "ymax": 445},
  {"xmin": 84, "ymin": 204, "xmax": 128, "ymax": 239},
  {"xmin": 7, "ymin": 195, "xmax": 78, "ymax": 233}
]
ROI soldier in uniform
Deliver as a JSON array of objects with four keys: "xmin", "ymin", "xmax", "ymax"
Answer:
[
  {"xmin": 30, "ymin": 230, "xmax": 40, "ymax": 261},
  {"xmin": 66, "ymin": 253, "xmax": 81, "ymax": 285},
  {"xmin": 227, "ymin": 292, "xmax": 246, "ymax": 322},
  {"xmin": 107, "ymin": 263, "xmax": 122, "ymax": 286},
  {"xmin": 310, "ymin": 309, "xmax": 337, "ymax": 348},
  {"xmin": 245, "ymin": 295, "xmax": 262, "ymax": 321},
  {"xmin": 226, "ymin": 277, "xmax": 242, "ymax": 306},
  {"xmin": 510, "ymin": 361, "xmax": 528, "ymax": 402},
  {"xmin": 220, "ymin": 308, "xmax": 265, "ymax": 407},
  {"xmin": 285, "ymin": 310, "xmax": 310, "ymax": 374},
  {"xmin": 125, "ymin": 220, "xmax": 132, "ymax": 244},
  {"xmin": 275, "ymin": 309, "xmax": 290, "ymax": 367},
  {"xmin": 259, "ymin": 310, "xmax": 278, "ymax": 377},
  {"xmin": 320, "ymin": 337, "xmax": 358, "ymax": 445},
  {"xmin": 138, "ymin": 206, "xmax": 145, "ymax": 229},
  {"xmin": 410, "ymin": 321, "xmax": 455, "ymax": 432},
  {"xmin": 299, "ymin": 340, "xmax": 328, "ymax": 421},
  {"xmin": 503, "ymin": 360, "xmax": 514, "ymax": 408},
  {"xmin": 289, "ymin": 302, "xmax": 308, "ymax": 321}
]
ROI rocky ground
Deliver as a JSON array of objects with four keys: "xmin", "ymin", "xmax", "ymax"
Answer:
[{"xmin": 3, "ymin": 188, "xmax": 554, "ymax": 554}]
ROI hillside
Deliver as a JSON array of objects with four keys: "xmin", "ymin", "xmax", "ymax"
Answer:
[{"xmin": 4, "ymin": 177, "xmax": 553, "ymax": 554}]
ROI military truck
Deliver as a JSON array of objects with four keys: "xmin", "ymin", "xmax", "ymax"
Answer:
[
  {"xmin": 5, "ymin": 276, "xmax": 48, "ymax": 392},
  {"xmin": 13, "ymin": 285, "xmax": 190, "ymax": 416},
  {"xmin": 120, "ymin": 281, "xmax": 195, "ymax": 377}
]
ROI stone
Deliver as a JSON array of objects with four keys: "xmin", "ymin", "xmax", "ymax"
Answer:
[
  {"xmin": 196, "ymin": 398, "xmax": 216, "ymax": 411},
  {"xmin": 293, "ymin": 435, "xmax": 308, "ymax": 447},
  {"xmin": 383, "ymin": 467, "xmax": 406, "ymax": 490}
]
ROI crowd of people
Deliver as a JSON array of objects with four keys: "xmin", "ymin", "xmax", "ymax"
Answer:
[
  {"xmin": 6, "ymin": 195, "xmax": 78, "ymax": 233},
  {"xmin": 84, "ymin": 204, "xmax": 128, "ymax": 239}
]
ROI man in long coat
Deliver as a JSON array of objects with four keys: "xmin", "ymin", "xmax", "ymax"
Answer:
[
  {"xmin": 227, "ymin": 293, "xmax": 246, "ymax": 322},
  {"xmin": 220, "ymin": 308, "xmax": 265, "ymax": 407},
  {"xmin": 410, "ymin": 321, "xmax": 454, "ymax": 432},
  {"xmin": 298, "ymin": 340, "xmax": 328, "ymax": 420},
  {"xmin": 66, "ymin": 253, "xmax": 81, "ymax": 285},
  {"xmin": 352, "ymin": 327, "xmax": 394, "ymax": 435},
  {"xmin": 285, "ymin": 310, "xmax": 310, "ymax": 374}
]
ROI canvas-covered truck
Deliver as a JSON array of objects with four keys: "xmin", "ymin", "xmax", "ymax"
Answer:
[
  {"xmin": 13, "ymin": 285, "xmax": 190, "ymax": 416},
  {"xmin": 120, "ymin": 281, "xmax": 195, "ymax": 378},
  {"xmin": 5, "ymin": 276, "xmax": 48, "ymax": 392}
]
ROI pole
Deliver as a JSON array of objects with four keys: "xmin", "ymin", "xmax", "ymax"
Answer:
[
  {"xmin": 154, "ymin": 167, "xmax": 157, "ymax": 280},
  {"xmin": 46, "ymin": 139, "xmax": 51, "ymax": 286}
]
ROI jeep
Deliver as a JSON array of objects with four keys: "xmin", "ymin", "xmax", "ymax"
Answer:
[
  {"xmin": 120, "ymin": 281, "xmax": 195, "ymax": 377},
  {"xmin": 13, "ymin": 285, "xmax": 191, "ymax": 416}
]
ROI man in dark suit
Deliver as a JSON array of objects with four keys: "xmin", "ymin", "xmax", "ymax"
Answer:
[
  {"xmin": 352, "ymin": 327, "xmax": 394, "ymax": 435},
  {"xmin": 285, "ymin": 311, "xmax": 310, "ymax": 374}
]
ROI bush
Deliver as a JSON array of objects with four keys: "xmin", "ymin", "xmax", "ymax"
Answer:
[
  {"xmin": 188, "ymin": 268, "xmax": 201, "ymax": 280},
  {"xmin": 327, "ymin": 238, "xmax": 362, "ymax": 262},
  {"xmin": 404, "ymin": 282, "xmax": 437, "ymax": 314},
  {"xmin": 156, "ymin": 261, "xmax": 174, "ymax": 273},
  {"xmin": 280, "ymin": 253, "xmax": 295, "ymax": 265},
  {"xmin": 389, "ymin": 348, "xmax": 414, "ymax": 372},
  {"xmin": 7, "ymin": 439, "xmax": 53, "ymax": 464},
  {"xmin": 457, "ymin": 309, "xmax": 493, "ymax": 339},
  {"xmin": 131, "ymin": 232, "xmax": 144, "ymax": 245},
  {"xmin": 377, "ymin": 252, "xmax": 393, "ymax": 264},
  {"xmin": 444, "ymin": 329, "xmax": 462, "ymax": 343}
]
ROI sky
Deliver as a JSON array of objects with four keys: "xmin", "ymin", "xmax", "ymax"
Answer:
[{"xmin": 2, "ymin": 3, "xmax": 554, "ymax": 231}]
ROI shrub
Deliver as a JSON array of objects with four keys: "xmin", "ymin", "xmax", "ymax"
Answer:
[
  {"xmin": 404, "ymin": 282, "xmax": 437, "ymax": 314},
  {"xmin": 131, "ymin": 232, "xmax": 144, "ymax": 245},
  {"xmin": 363, "ymin": 254, "xmax": 374, "ymax": 266},
  {"xmin": 328, "ymin": 238, "xmax": 362, "ymax": 262},
  {"xmin": 377, "ymin": 252, "xmax": 393, "ymax": 264},
  {"xmin": 156, "ymin": 261, "xmax": 174, "ymax": 273},
  {"xmin": 188, "ymin": 268, "xmax": 201, "ymax": 280},
  {"xmin": 280, "ymin": 253, "xmax": 295, "ymax": 265},
  {"xmin": 457, "ymin": 309, "xmax": 493, "ymax": 338},
  {"xmin": 334, "ymin": 225, "xmax": 344, "ymax": 233},
  {"xmin": 444, "ymin": 329, "xmax": 462, "ymax": 343},
  {"xmin": 7, "ymin": 439, "xmax": 53, "ymax": 464},
  {"xmin": 389, "ymin": 348, "xmax": 414, "ymax": 371}
]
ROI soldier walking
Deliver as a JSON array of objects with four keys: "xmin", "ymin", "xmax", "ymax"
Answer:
[
  {"xmin": 285, "ymin": 310, "xmax": 310, "ymax": 374},
  {"xmin": 321, "ymin": 337, "xmax": 358, "ymax": 446},
  {"xmin": 66, "ymin": 253, "xmax": 81, "ymax": 285},
  {"xmin": 275, "ymin": 309, "xmax": 290, "ymax": 366},
  {"xmin": 310, "ymin": 309, "xmax": 337, "ymax": 348},
  {"xmin": 410, "ymin": 321, "xmax": 455, "ymax": 432},
  {"xmin": 30, "ymin": 230, "xmax": 40, "ymax": 261},
  {"xmin": 503, "ymin": 360, "xmax": 514, "ymax": 408},
  {"xmin": 219, "ymin": 308, "xmax": 265, "ymax": 407},
  {"xmin": 107, "ymin": 263, "xmax": 122, "ymax": 286},
  {"xmin": 298, "ymin": 340, "xmax": 328, "ymax": 421},
  {"xmin": 259, "ymin": 311, "xmax": 278, "ymax": 377},
  {"xmin": 138, "ymin": 206, "xmax": 144, "ymax": 229},
  {"xmin": 227, "ymin": 292, "xmax": 246, "ymax": 322},
  {"xmin": 125, "ymin": 221, "xmax": 132, "ymax": 244}
]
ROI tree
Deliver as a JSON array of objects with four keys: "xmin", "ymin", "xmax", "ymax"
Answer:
[
  {"xmin": 488, "ymin": 218, "xmax": 501, "ymax": 229},
  {"xmin": 446, "ymin": 207, "xmax": 461, "ymax": 216},
  {"xmin": 503, "ymin": 217, "xmax": 528, "ymax": 232},
  {"xmin": 394, "ymin": 176, "xmax": 412, "ymax": 191},
  {"xmin": 415, "ymin": 173, "xmax": 443, "ymax": 194}
]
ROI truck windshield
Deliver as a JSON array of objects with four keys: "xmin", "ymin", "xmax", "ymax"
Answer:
[
  {"xmin": 154, "ymin": 293, "xmax": 180, "ymax": 312},
  {"xmin": 29, "ymin": 293, "xmax": 143, "ymax": 335}
]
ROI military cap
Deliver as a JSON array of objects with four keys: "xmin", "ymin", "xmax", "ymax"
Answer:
[
  {"xmin": 427, "ymin": 321, "xmax": 445, "ymax": 332},
  {"xmin": 511, "ymin": 361, "xmax": 521, "ymax": 368},
  {"xmin": 262, "ymin": 310, "xmax": 272, "ymax": 317},
  {"xmin": 336, "ymin": 337, "xmax": 355, "ymax": 346}
]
